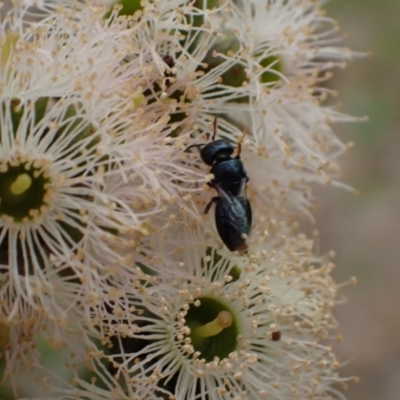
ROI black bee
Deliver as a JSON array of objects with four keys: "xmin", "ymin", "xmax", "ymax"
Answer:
[{"xmin": 191, "ymin": 119, "xmax": 252, "ymax": 253}]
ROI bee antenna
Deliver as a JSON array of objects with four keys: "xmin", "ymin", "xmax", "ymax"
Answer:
[
  {"xmin": 236, "ymin": 128, "xmax": 247, "ymax": 157},
  {"xmin": 185, "ymin": 143, "xmax": 204, "ymax": 152}
]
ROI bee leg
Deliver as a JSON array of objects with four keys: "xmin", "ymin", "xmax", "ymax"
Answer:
[
  {"xmin": 235, "ymin": 129, "xmax": 247, "ymax": 158},
  {"xmin": 204, "ymin": 197, "xmax": 220, "ymax": 214}
]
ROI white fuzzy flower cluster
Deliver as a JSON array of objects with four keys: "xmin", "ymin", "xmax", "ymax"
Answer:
[{"xmin": 0, "ymin": 0, "xmax": 359, "ymax": 398}]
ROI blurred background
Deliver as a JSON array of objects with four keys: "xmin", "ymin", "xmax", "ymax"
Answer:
[
  {"xmin": 317, "ymin": 0, "xmax": 400, "ymax": 399},
  {"xmin": 1, "ymin": 0, "xmax": 399, "ymax": 399}
]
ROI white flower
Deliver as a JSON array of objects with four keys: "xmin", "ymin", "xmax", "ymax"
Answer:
[
  {"xmin": 78, "ymin": 225, "xmax": 354, "ymax": 400},
  {"xmin": 181, "ymin": 0, "xmax": 363, "ymax": 215},
  {"xmin": 0, "ymin": 5, "xmax": 154, "ymax": 320},
  {"xmin": 0, "ymin": 0, "xmax": 361, "ymax": 398},
  {"xmin": 125, "ymin": 0, "xmax": 363, "ymax": 220},
  {"xmin": 0, "ymin": 1, "xmax": 205, "ymax": 321}
]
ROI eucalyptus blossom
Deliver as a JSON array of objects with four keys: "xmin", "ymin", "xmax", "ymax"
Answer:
[
  {"xmin": 36, "ymin": 225, "xmax": 355, "ymax": 400},
  {"xmin": 0, "ymin": 0, "xmax": 361, "ymax": 398}
]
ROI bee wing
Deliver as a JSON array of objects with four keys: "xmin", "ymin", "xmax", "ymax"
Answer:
[
  {"xmin": 234, "ymin": 177, "xmax": 252, "ymax": 228},
  {"xmin": 237, "ymin": 176, "xmax": 248, "ymax": 197},
  {"xmin": 214, "ymin": 185, "xmax": 250, "ymax": 252}
]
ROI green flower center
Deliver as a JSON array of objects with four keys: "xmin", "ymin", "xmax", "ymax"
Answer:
[
  {"xmin": 185, "ymin": 296, "xmax": 239, "ymax": 362},
  {"xmin": 0, "ymin": 161, "xmax": 51, "ymax": 222}
]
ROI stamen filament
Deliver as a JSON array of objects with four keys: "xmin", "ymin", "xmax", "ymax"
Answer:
[{"xmin": 1, "ymin": 30, "xmax": 20, "ymax": 67}]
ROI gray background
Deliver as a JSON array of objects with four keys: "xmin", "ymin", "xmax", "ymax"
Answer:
[{"xmin": 317, "ymin": 1, "xmax": 400, "ymax": 399}]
